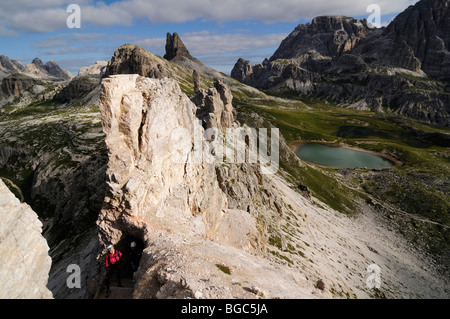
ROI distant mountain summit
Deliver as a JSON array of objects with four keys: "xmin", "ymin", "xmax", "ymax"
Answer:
[
  {"xmin": 26, "ymin": 58, "xmax": 73, "ymax": 81},
  {"xmin": 231, "ymin": 0, "xmax": 450, "ymax": 126},
  {"xmin": 0, "ymin": 55, "xmax": 73, "ymax": 81},
  {"xmin": 164, "ymin": 32, "xmax": 195, "ymax": 62},
  {"xmin": 270, "ymin": 15, "xmax": 371, "ymax": 61},
  {"xmin": 0, "ymin": 55, "xmax": 28, "ymax": 75},
  {"xmin": 265, "ymin": 0, "xmax": 450, "ymax": 79}
]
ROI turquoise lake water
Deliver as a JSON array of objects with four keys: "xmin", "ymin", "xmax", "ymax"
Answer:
[{"xmin": 296, "ymin": 143, "xmax": 394, "ymax": 169}]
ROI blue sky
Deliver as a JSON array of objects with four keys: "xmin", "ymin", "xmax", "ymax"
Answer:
[{"xmin": 0, "ymin": 0, "xmax": 418, "ymax": 75}]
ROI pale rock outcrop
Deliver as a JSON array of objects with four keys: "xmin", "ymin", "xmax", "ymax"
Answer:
[
  {"xmin": 0, "ymin": 180, "xmax": 53, "ymax": 299},
  {"xmin": 78, "ymin": 61, "xmax": 108, "ymax": 77},
  {"xmin": 193, "ymin": 76, "xmax": 237, "ymax": 130},
  {"xmin": 97, "ymin": 75, "xmax": 259, "ymax": 251}
]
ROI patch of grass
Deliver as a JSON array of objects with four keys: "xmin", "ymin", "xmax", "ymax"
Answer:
[{"xmin": 216, "ymin": 263, "xmax": 232, "ymax": 275}]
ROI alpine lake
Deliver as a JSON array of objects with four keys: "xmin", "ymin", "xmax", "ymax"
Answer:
[{"xmin": 294, "ymin": 142, "xmax": 396, "ymax": 169}]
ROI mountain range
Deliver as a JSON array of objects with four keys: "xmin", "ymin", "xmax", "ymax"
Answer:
[
  {"xmin": 231, "ymin": 0, "xmax": 450, "ymax": 127},
  {"xmin": 0, "ymin": 55, "xmax": 73, "ymax": 81}
]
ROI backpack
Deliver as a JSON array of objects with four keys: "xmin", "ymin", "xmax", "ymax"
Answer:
[{"xmin": 106, "ymin": 250, "xmax": 122, "ymax": 267}]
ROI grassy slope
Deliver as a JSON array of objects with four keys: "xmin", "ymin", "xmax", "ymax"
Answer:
[{"xmin": 0, "ymin": 98, "xmax": 105, "ymax": 209}]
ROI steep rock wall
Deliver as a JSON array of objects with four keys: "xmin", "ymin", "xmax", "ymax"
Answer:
[
  {"xmin": 97, "ymin": 75, "xmax": 262, "ymax": 252},
  {"xmin": 0, "ymin": 179, "xmax": 53, "ymax": 299}
]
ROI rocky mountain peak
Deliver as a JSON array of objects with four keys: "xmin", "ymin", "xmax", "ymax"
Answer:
[
  {"xmin": 270, "ymin": 15, "xmax": 369, "ymax": 61},
  {"xmin": 1, "ymin": 55, "xmax": 72, "ymax": 81},
  {"xmin": 230, "ymin": 58, "xmax": 253, "ymax": 84},
  {"xmin": 25, "ymin": 57, "xmax": 73, "ymax": 81},
  {"xmin": 0, "ymin": 55, "xmax": 27, "ymax": 75},
  {"xmin": 104, "ymin": 44, "xmax": 173, "ymax": 79},
  {"xmin": 44, "ymin": 60, "xmax": 73, "ymax": 81},
  {"xmin": 381, "ymin": 0, "xmax": 450, "ymax": 79},
  {"xmin": 31, "ymin": 57, "xmax": 45, "ymax": 68},
  {"xmin": 164, "ymin": 32, "xmax": 195, "ymax": 61}
]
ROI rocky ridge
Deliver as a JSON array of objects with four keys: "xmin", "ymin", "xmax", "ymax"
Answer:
[
  {"xmin": 26, "ymin": 58, "xmax": 73, "ymax": 82},
  {"xmin": 0, "ymin": 55, "xmax": 74, "ymax": 107},
  {"xmin": 97, "ymin": 74, "xmax": 273, "ymax": 252},
  {"xmin": 78, "ymin": 61, "xmax": 108, "ymax": 77}
]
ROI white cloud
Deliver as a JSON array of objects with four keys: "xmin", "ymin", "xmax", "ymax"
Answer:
[
  {"xmin": 0, "ymin": 0, "xmax": 92, "ymax": 33},
  {"xmin": 0, "ymin": 0, "xmax": 419, "ymax": 34},
  {"xmin": 108, "ymin": 0, "xmax": 419, "ymax": 24},
  {"xmin": 135, "ymin": 31, "xmax": 288, "ymax": 56},
  {"xmin": 34, "ymin": 39, "xmax": 68, "ymax": 49}
]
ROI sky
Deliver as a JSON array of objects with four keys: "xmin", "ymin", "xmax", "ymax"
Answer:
[{"xmin": 0, "ymin": 0, "xmax": 419, "ymax": 75}]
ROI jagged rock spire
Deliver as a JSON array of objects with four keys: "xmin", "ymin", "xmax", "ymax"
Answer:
[{"xmin": 164, "ymin": 32, "xmax": 195, "ymax": 61}]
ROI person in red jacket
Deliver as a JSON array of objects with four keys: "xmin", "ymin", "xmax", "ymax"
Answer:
[{"xmin": 104, "ymin": 244, "xmax": 123, "ymax": 297}]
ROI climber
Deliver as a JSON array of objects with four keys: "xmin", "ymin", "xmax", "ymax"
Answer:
[
  {"xmin": 104, "ymin": 244, "xmax": 123, "ymax": 297},
  {"xmin": 129, "ymin": 241, "xmax": 142, "ymax": 273}
]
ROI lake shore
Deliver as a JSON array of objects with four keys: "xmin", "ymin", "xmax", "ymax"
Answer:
[{"xmin": 288, "ymin": 140, "xmax": 404, "ymax": 168}]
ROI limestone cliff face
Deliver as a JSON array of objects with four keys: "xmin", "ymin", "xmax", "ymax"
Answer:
[
  {"xmin": 381, "ymin": 0, "xmax": 450, "ymax": 79},
  {"xmin": 0, "ymin": 74, "xmax": 37, "ymax": 99},
  {"xmin": 0, "ymin": 180, "xmax": 53, "ymax": 299},
  {"xmin": 97, "ymin": 75, "xmax": 264, "ymax": 253}
]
